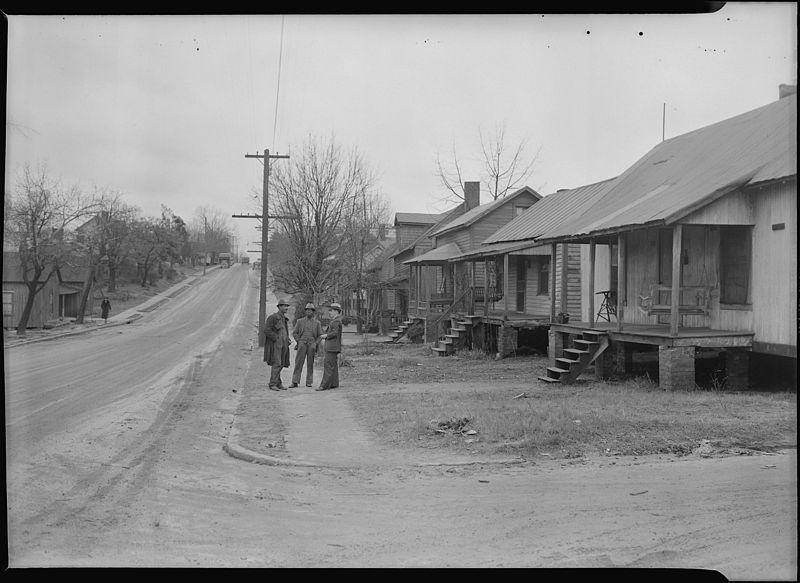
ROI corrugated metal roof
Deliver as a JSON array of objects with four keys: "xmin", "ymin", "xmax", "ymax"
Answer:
[
  {"xmin": 482, "ymin": 178, "xmax": 617, "ymax": 244},
  {"xmin": 451, "ymin": 240, "xmax": 541, "ymax": 261},
  {"xmin": 539, "ymin": 93, "xmax": 797, "ymax": 241},
  {"xmin": 404, "ymin": 242, "xmax": 463, "ymax": 265},
  {"xmin": 394, "ymin": 212, "xmax": 441, "ymax": 226},
  {"xmin": 390, "ymin": 204, "xmax": 464, "ymax": 258},
  {"xmin": 429, "ymin": 186, "xmax": 542, "ymax": 237}
]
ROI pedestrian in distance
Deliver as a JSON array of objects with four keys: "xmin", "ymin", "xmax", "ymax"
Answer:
[
  {"xmin": 317, "ymin": 302, "xmax": 343, "ymax": 391},
  {"xmin": 289, "ymin": 303, "xmax": 323, "ymax": 388},
  {"xmin": 263, "ymin": 298, "xmax": 292, "ymax": 391},
  {"xmin": 100, "ymin": 298, "xmax": 111, "ymax": 323}
]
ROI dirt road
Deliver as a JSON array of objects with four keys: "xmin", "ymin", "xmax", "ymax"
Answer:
[{"xmin": 5, "ymin": 265, "xmax": 796, "ymax": 577}]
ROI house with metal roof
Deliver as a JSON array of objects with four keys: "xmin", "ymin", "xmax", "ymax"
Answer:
[
  {"xmin": 533, "ymin": 88, "xmax": 797, "ymax": 389},
  {"xmin": 400, "ymin": 185, "xmax": 542, "ymax": 348},
  {"xmin": 382, "ymin": 184, "xmax": 480, "ymax": 328}
]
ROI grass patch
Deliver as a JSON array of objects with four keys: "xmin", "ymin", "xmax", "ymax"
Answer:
[{"xmin": 342, "ymin": 344, "xmax": 796, "ymax": 460}]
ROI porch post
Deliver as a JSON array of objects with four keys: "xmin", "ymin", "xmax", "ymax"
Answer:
[
  {"xmin": 453, "ymin": 262, "xmax": 458, "ymax": 312},
  {"xmin": 483, "ymin": 258, "xmax": 489, "ymax": 316},
  {"xmin": 670, "ymin": 224, "xmax": 683, "ymax": 336},
  {"xmin": 588, "ymin": 239, "xmax": 596, "ymax": 328},
  {"xmin": 560, "ymin": 243, "xmax": 568, "ymax": 316},
  {"xmin": 416, "ymin": 264, "xmax": 421, "ymax": 318},
  {"xmin": 550, "ymin": 243, "xmax": 557, "ymax": 322},
  {"xmin": 617, "ymin": 233, "xmax": 626, "ymax": 332},
  {"xmin": 617, "ymin": 233, "xmax": 628, "ymax": 332},
  {"xmin": 503, "ymin": 253, "xmax": 509, "ymax": 317},
  {"xmin": 471, "ymin": 260, "xmax": 476, "ymax": 314}
]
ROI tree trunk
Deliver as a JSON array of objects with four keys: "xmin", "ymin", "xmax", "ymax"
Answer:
[
  {"xmin": 108, "ymin": 265, "xmax": 117, "ymax": 292},
  {"xmin": 74, "ymin": 267, "xmax": 95, "ymax": 324},
  {"xmin": 16, "ymin": 277, "xmax": 43, "ymax": 335}
]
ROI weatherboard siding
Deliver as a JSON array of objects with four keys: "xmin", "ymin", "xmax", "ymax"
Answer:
[{"xmin": 751, "ymin": 179, "xmax": 797, "ymax": 348}]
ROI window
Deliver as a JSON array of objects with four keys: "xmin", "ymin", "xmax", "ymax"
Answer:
[
  {"xmin": 514, "ymin": 205, "xmax": 530, "ymax": 217},
  {"xmin": 720, "ymin": 226, "xmax": 752, "ymax": 305},
  {"xmin": 538, "ymin": 256, "xmax": 550, "ymax": 295},
  {"xmin": 3, "ymin": 291, "xmax": 13, "ymax": 316}
]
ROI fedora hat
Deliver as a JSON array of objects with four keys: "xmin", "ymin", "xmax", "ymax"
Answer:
[
  {"xmin": 277, "ymin": 298, "xmax": 290, "ymax": 306},
  {"xmin": 329, "ymin": 302, "xmax": 342, "ymax": 312},
  {"xmin": 305, "ymin": 303, "xmax": 316, "ymax": 311}
]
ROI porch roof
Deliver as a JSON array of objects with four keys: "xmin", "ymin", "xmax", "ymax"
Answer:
[
  {"xmin": 449, "ymin": 239, "xmax": 540, "ymax": 261},
  {"xmin": 403, "ymin": 242, "xmax": 463, "ymax": 265},
  {"xmin": 536, "ymin": 93, "xmax": 797, "ymax": 243},
  {"xmin": 481, "ymin": 178, "xmax": 617, "ymax": 245}
]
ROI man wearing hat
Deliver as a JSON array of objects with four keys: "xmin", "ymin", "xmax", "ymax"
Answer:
[
  {"xmin": 289, "ymin": 302, "xmax": 323, "ymax": 388},
  {"xmin": 317, "ymin": 302, "xmax": 343, "ymax": 391},
  {"xmin": 263, "ymin": 298, "xmax": 292, "ymax": 390}
]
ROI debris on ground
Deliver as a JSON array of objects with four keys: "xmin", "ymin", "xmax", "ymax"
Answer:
[
  {"xmin": 429, "ymin": 416, "xmax": 471, "ymax": 435},
  {"xmin": 513, "ymin": 392, "xmax": 528, "ymax": 399}
]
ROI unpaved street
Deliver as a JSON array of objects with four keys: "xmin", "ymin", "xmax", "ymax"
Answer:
[{"xmin": 4, "ymin": 265, "xmax": 796, "ymax": 577}]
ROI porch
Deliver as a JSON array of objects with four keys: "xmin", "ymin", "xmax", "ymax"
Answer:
[{"xmin": 548, "ymin": 321, "xmax": 754, "ymax": 390}]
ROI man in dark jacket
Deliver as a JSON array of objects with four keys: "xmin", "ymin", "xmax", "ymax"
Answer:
[
  {"xmin": 263, "ymin": 299, "xmax": 292, "ymax": 391},
  {"xmin": 316, "ymin": 302, "xmax": 343, "ymax": 391}
]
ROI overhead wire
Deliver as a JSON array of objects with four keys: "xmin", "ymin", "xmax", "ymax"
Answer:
[{"xmin": 272, "ymin": 15, "xmax": 285, "ymax": 151}]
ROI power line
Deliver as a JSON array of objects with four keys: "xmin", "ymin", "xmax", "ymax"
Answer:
[{"xmin": 272, "ymin": 15, "xmax": 285, "ymax": 148}]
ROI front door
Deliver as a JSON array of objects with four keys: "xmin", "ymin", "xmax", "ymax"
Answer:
[{"xmin": 516, "ymin": 257, "xmax": 526, "ymax": 312}]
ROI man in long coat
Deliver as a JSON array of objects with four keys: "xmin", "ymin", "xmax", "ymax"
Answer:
[
  {"xmin": 316, "ymin": 302, "xmax": 343, "ymax": 391},
  {"xmin": 263, "ymin": 298, "xmax": 292, "ymax": 391},
  {"xmin": 290, "ymin": 302, "xmax": 323, "ymax": 388}
]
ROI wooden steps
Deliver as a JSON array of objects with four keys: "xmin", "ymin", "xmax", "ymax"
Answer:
[
  {"xmin": 431, "ymin": 315, "xmax": 480, "ymax": 356},
  {"xmin": 538, "ymin": 330, "xmax": 609, "ymax": 384}
]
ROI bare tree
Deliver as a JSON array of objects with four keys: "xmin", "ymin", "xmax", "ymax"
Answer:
[
  {"xmin": 189, "ymin": 205, "xmax": 233, "ymax": 267},
  {"xmin": 71, "ymin": 189, "xmax": 140, "ymax": 323},
  {"xmin": 339, "ymin": 188, "xmax": 390, "ymax": 332},
  {"xmin": 436, "ymin": 122, "xmax": 540, "ymax": 204},
  {"xmin": 268, "ymin": 134, "xmax": 381, "ymax": 304},
  {"xmin": 5, "ymin": 163, "xmax": 97, "ymax": 334}
]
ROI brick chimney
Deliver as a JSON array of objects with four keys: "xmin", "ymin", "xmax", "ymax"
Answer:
[
  {"xmin": 464, "ymin": 181, "xmax": 480, "ymax": 211},
  {"xmin": 779, "ymin": 84, "xmax": 797, "ymax": 99}
]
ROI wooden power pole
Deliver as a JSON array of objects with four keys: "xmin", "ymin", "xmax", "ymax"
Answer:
[{"xmin": 241, "ymin": 149, "xmax": 289, "ymax": 347}]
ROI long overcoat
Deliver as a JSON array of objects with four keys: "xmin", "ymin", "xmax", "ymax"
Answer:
[{"xmin": 263, "ymin": 310, "xmax": 291, "ymax": 367}]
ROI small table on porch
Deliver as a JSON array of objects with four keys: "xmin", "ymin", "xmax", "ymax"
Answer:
[{"xmin": 595, "ymin": 290, "xmax": 616, "ymax": 323}]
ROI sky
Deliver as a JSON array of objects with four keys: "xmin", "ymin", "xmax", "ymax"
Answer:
[{"xmin": 4, "ymin": 5, "xmax": 797, "ymax": 259}]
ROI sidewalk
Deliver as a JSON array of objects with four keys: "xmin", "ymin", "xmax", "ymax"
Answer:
[
  {"xmin": 223, "ymin": 323, "xmax": 525, "ymax": 469},
  {"xmin": 2, "ymin": 267, "xmax": 218, "ymax": 348}
]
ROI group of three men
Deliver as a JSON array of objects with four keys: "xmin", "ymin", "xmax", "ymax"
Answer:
[{"xmin": 262, "ymin": 299, "xmax": 342, "ymax": 392}]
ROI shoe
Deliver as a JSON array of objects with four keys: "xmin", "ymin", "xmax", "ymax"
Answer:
[
  {"xmin": 315, "ymin": 386, "xmax": 327, "ymax": 391},
  {"xmin": 306, "ymin": 384, "xmax": 313, "ymax": 387},
  {"xmin": 268, "ymin": 386, "xmax": 280, "ymax": 391},
  {"xmin": 277, "ymin": 385, "xmax": 288, "ymax": 391},
  {"xmin": 289, "ymin": 383, "xmax": 299, "ymax": 388}
]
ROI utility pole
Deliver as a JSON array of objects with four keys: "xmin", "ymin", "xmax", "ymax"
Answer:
[
  {"xmin": 242, "ymin": 149, "xmax": 290, "ymax": 346},
  {"xmin": 203, "ymin": 216, "xmax": 208, "ymax": 276}
]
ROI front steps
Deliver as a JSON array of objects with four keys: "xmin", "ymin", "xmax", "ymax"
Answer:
[
  {"xmin": 538, "ymin": 330, "xmax": 609, "ymax": 384},
  {"xmin": 385, "ymin": 319, "xmax": 415, "ymax": 343},
  {"xmin": 432, "ymin": 315, "xmax": 479, "ymax": 356}
]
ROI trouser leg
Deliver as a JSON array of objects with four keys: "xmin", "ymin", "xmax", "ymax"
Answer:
[
  {"xmin": 320, "ymin": 352, "xmax": 335, "ymax": 388},
  {"xmin": 269, "ymin": 365, "xmax": 284, "ymax": 387},
  {"xmin": 292, "ymin": 344, "xmax": 308, "ymax": 385},
  {"xmin": 305, "ymin": 346, "xmax": 316, "ymax": 385}
]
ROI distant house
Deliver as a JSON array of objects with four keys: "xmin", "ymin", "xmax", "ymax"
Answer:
[
  {"xmin": 385, "ymin": 205, "xmax": 461, "ymax": 321},
  {"xmin": 533, "ymin": 87, "xmax": 797, "ymax": 389},
  {"xmin": 402, "ymin": 184, "xmax": 543, "ymax": 345}
]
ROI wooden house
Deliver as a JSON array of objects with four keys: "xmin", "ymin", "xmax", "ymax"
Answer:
[
  {"xmin": 534, "ymin": 89, "xmax": 797, "ymax": 390},
  {"xmin": 402, "ymin": 184, "xmax": 544, "ymax": 348},
  {"xmin": 386, "ymin": 192, "xmax": 473, "ymax": 322},
  {"xmin": 2, "ymin": 251, "xmax": 85, "ymax": 329}
]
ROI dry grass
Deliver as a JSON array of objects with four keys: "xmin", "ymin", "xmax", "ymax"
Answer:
[{"xmin": 342, "ymin": 341, "xmax": 797, "ymax": 459}]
